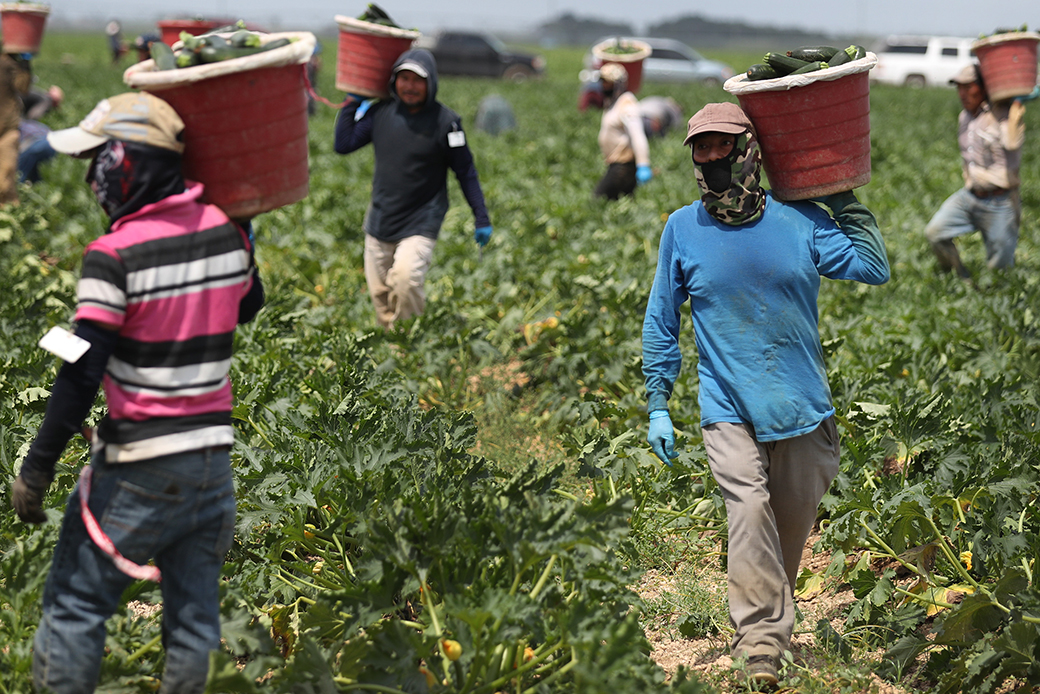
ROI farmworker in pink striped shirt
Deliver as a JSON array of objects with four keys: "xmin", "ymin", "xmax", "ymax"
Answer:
[{"xmin": 11, "ymin": 92, "xmax": 264, "ymax": 693}]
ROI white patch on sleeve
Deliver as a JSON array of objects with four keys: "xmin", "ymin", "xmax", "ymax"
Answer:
[{"xmin": 448, "ymin": 131, "xmax": 466, "ymax": 148}]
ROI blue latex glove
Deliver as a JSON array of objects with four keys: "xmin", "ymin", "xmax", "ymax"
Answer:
[
  {"xmin": 648, "ymin": 410, "xmax": 677, "ymax": 465},
  {"xmin": 1014, "ymin": 85, "xmax": 1040, "ymax": 103},
  {"xmin": 348, "ymin": 94, "xmax": 376, "ymax": 121},
  {"xmin": 474, "ymin": 225, "xmax": 493, "ymax": 247},
  {"xmin": 636, "ymin": 164, "xmax": 653, "ymax": 185}
]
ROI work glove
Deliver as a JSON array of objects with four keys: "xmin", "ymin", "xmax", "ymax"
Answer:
[
  {"xmin": 811, "ymin": 190, "xmax": 857, "ymax": 214},
  {"xmin": 348, "ymin": 94, "xmax": 376, "ymax": 121},
  {"xmin": 474, "ymin": 225, "xmax": 493, "ymax": 247},
  {"xmin": 1014, "ymin": 85, "xmax": 1040, "ymax": 103},
  {"xmin": 648, "ymin": 410, "xmax": 678, "ymax": 465},
  {"xmin": 12, "ymin": 472, "xmax": 49, "ymax": 524},
  {"xmin": 636, "ymin": 164, "xmax": 653, "ymax": 185}
]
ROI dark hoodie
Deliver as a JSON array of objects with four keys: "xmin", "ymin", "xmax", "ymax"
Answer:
[{"xmin": 334, "ymin": 48, "xmax": 490, "ymax": 242}]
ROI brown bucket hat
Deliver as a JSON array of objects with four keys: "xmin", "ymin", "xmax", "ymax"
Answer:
[{"xmin": 683, "ymin": 102, "xmax": 755, "ymax": 146}]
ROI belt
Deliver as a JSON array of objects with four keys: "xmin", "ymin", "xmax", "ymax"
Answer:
[{"xmin": 970, "ymin": 187, "xmax": 1010, "ymax": 199}]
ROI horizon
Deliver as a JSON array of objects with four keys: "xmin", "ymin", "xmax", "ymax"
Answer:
[{"xmin": 29, "ymin": 0, "xmax": 1040, "ymax": 40}]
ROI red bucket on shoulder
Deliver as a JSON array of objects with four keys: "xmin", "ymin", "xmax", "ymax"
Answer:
[
  {"xmin": 724, "ymin": 55, "xmax": 877, "ymax": 201},
  {"xmin": 124, "ymin": 33, "xmax": 316, "ymax": 220},
  {"xmin": 0, "ymin": 3, "xmax": 50, "ymax": 55},
  {"xmin": 972, "ymin": 32, "xmax": 1040, "ymax": 102},
  {"xmin": 592, "ymin": 38, "xmax": 651, "ymax": 94},
  {"xmin": 334, "ymin": 15, "xmax": 419, "ymax": 99},
  {"xmin": 157, "ymin": 19, "xmax": 221, "ymax": 47}
]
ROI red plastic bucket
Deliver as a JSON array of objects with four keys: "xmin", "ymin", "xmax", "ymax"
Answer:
[
  {"xmin": 0, "ymin": 3, "xmax": 49, "ymax": 54},
  {"xmin": 724, "ymin": 54, "xmax": 877, "ymax": 201},
  {"xmin": 157, "ymin": 19, "xmax": 221, "ymax": 47},
  {"xmin": 124, "ymin": 33, "xmax": 316, "ymax": 220},
  {"xmin": 334, "ymin": 16, "xmax": 419, "ymax": 99},
  {"xmin": 972, "ymin": 32, "xmax": 1040, "ymax": 102},
  {"xmin": 592, "ymin": 38, "xmax": 651, "ymax": 94}
]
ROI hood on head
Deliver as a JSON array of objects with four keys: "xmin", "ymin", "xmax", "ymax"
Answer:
[{"xmin": 388, "ymin": 48, "xmax": 439, "ymax": 107}]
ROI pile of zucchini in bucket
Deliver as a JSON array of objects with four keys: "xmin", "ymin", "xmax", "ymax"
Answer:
[
  {"xmin": 746, "ymin": 44, "xmax": 867, "ymax": 80},
  {"xmin": 149, "ymin": 23, "xmax": 298, "ymax": 70}
]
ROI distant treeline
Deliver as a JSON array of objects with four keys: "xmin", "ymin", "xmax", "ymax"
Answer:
[{"xmin": 533, "ymin": 12, "xmax": 868, "ymax": 49}]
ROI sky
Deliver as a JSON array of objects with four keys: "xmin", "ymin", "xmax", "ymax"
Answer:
[{"xmin": 42, "ymin": 0, "xmax": 1039, "ymax": 40}]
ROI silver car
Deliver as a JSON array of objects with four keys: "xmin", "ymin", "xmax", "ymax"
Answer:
[{"xmin": 585, "ymin": 36, "xmax": 734, "ymax": 86}]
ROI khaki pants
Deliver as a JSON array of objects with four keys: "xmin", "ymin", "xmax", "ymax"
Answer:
[
  {"xmin": 0, "ymin": 128, "xmax": 20, "ymax": 206},
  {"xmin": 702, "ymin": 417, "xmax": 840, "ymax": 660},
  {"xmin": 363, "ymin": 233, "xmax": 437, "ymax": 329}
]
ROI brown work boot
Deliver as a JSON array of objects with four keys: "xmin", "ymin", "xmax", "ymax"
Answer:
[{"xmin": 744, "ymin": 654, "xmax": 779, "ymax": 690}]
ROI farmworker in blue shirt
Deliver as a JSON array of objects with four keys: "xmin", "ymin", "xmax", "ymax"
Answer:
[
  {"xmin": 334, "ymin": 48, "xmax": 492, "ymax": 329},
  {"xmin": 642, "ymin": 102, "xmax": 890, "ymax": 687},
  {"xmin": 925, "ymin": 63, "xmax": 1033, "ymax": 280}
]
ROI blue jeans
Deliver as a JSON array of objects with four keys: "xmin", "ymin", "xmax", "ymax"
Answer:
[
  {"xmin": 33, "ymin": 447, "xmax": 236, "ymax": 693},
  {"xmin": 925, "ymin": 187, "xmax": 1020, "ymax": 269},
  {"xmin": 18, "ymin": 137, "xmax": 56, "ymax": 183}
]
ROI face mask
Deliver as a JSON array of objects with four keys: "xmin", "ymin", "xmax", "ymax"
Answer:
[
  {"xmin": 692, "ymin": 132, "xmax": 767, "ymax": 226},
  {"xmin": 86, "ymin": 140, "xmax": 185, "ymax": 223}
]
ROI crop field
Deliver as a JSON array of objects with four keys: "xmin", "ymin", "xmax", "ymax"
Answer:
[{"xmin": 2, "ymin": 31, "xmax": 1040, "ymax": 693}]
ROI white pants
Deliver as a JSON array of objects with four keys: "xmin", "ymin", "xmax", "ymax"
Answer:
[
  {"xmin": 702, "ymin": 417, "xmax": 840, "ymax": 660},
  {"xmin": 363, "ymin": 233, "xmax": 437, "ymax": 329}
]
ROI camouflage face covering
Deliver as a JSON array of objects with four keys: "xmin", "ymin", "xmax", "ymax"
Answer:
[{"xmin": 693, "ymin": 132, "xmax": 766, "ymax": 226}]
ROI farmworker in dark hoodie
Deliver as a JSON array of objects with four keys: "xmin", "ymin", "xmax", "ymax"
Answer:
[
  {"xmin": 641, "ymin": 102, "xmax": 889, "ymax": 688},
  {"xmin": 925, "ymin": 63, "xmax": 1033, "ymax": 280},
  {"xmin": 334, "ymin": 48, "xmax": 492, "ymax": 328},
  {"xmin": 11, "ymin": 92, "xmax": 264, "ymax": 693}
]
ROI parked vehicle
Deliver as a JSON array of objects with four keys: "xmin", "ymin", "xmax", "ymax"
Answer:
[
  {"xmin": 870, "ymin": 35, "xmax": 976, "ymax": 87},
  {"xmin": 416, "ymin": 31, "xmax": 545, "ymax": 80},
  {"xmin": 583, "ymin": 37, "xmax": 733, "ymax": 86}
]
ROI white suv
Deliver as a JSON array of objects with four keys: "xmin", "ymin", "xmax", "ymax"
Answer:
[{"xmin": 870, "ymin": 35, "xmax": 976, "ymax": 87}]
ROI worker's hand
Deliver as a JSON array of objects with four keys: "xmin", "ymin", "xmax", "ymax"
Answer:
[
  {"xmin": 1013, "ymin": 85, "xmax": 1040, "ymax": 103},
  {"xmin": 648, "ymin": 410, "xmax": 677, "ymax": 465},
  {"xmin": 636, "ymin": 165, "xmax": 653, "ymax": 185},
  {"xmin": 811, "ymin": 190, "xmax": 857, "ymax": 213},
  {"xmin": 12, "ymin": 473, "xmax": 49, "ymax": 524},
  {"xmin": 474, "ymin": 225, "xmax": 493, "ymax": 247},
  {"xmin": 48, "ymin": 85, "xmax": 64, "ymax": 107},
  {"xmin": 348, "ymin": 94, "xmax": 376, "ymax": 121}
]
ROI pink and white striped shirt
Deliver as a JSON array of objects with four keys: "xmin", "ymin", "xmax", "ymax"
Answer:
[{"xmin": 75, "ymin": 182, "xmax": 254, "ymax": 462}]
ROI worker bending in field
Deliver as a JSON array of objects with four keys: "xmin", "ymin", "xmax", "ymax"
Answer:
[
  {"xmin": 12, "ymin": 92, "xmax": 264, "ymax": 693},
  {"xmin": 641, "ymin": 103, "xmax": 889, "ymax": 688},
  {"xmin": 594, "ymin": 62, "xmax": 652, "ymax": 199},
  {"xmin": 925, "ymin": 63, "xmax": 1034, "ymax": 280},
  {"xmin": 334, "ymin": 48, "xmax": 493, "ymax": 329}
]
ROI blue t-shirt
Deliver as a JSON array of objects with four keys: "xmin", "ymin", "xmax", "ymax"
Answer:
[{"xmin": 642, "ymin": 193, "xmax": 889, "ymax": 442}]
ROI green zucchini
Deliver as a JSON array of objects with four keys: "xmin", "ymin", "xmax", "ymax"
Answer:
[
  {"xmin": 789, "ymin": 61, "xmax": 827, "ymax": 75},
  {"xmin": 150, "ymin": 41, "xmax": 177, "ymax": 70},
  {"xmin": 746, "ymin": 63, "xmax": 779, "ymax": 81},
  {"xmin": 788, "ymin": 45, "xmax": 839, "ymax": 62},
  {"xmin": 230, "ymin": 30, "xmax": 261, "ymax": 48},
  {"xmin": 848, "ymin": 45, "xmax": 867, "ymax": 60},
  {"xmin": 260, "ymin": 38, "xmax": 293, "ymax": 51},
  {"xmin": 827, "ymin": 47, "xmax": 852, "ymax": 67},
  {"xmin": 764, "ymin": 52, "xmax": 810, "ymax": 75},
  {"xmin": 175, "ymin": 50, "xmax": 200, "ymax": 68}
]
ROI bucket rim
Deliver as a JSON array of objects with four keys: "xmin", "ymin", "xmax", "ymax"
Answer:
[
  {"xmin": 972, "ymin": 30, "xmax": 1040, "ymax": 50},
  {"xmin": 0, "ymin": 3, "xmax": 50, "ymax": 14},
  {"xmin": 123, "ymin": 31, "xmax": 316, "ymax": 90},
  {"xmin": 592, "ymin": 37, "xmax": 651, "ymax": 63},
  {"xmin": 724, "ymin": 52, "xmax": 877, "ymax": 95},
  {"xmin": 334, "ymin": 15, "xmax": 420, "ymax": 40}
]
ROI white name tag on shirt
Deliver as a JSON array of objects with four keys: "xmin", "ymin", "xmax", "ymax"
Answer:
[
  {"xmin": 39, "ymin": 326, "xmax": 91, "ymax": 363},
  {"xmin": 447, "ymin": 130, "xmax": 466, "ymax": 148}
]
